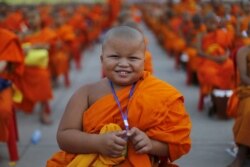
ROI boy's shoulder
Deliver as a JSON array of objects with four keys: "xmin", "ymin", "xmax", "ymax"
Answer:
[
  {"xmin": 143, "ymin": 73, "xmax": 181, "ymax": 94},
  {"xmin": 139, "ymin": 73, "xmax": 183, "ymax": 104},
  {"xmin": 80, "ymin": 78, "xmax": 111, "ymax": 106}
]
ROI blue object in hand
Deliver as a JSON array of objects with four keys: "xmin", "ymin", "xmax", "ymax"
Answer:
[{"xmin": 31, "ymin": 129, "xmax": 42, "ymax": 144}]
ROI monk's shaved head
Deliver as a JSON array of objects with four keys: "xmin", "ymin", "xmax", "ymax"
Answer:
[
  {"xmin": 204, "ymin": 11, "xmax": 218, "ymax": 22},
  {"xmin": 102, "ymin": 26, "xmax": 145, "ymax": 51}
]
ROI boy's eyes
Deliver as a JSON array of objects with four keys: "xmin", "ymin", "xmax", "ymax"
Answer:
[
  {"xmin": 107, "ymin": 55, "xmax": 140, "ymax": 60},
  {"xmin": 108, "ymin": 55, "xmax": 119, "ymax": 58},
  {"xmin": 129, "ymin": 56, "xmax": 139, "ymax": 60}
]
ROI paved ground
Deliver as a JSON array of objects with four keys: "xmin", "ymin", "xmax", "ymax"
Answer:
[{"xmin": 0, "ymin": 23, "xmax": 246, "ymax": 167}]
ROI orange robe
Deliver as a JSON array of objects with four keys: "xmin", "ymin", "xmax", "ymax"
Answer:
[
  {"xmin": 144, "ymin": 50, "xmax": 153, "ymax": 74},
  {"xmin": 197, "ymin": 29, "xmax": 235, "ymax": 95},
  {"xmin": 107, "ymin": 0, "xmax": 121, "ymax": 26},
  {"xmin": 233, "ymin": 86, "xmax": 250, "ymax": 147},
  {"xmin": 46, "ymin": 72, "xmax": 191, "ymax": 167},
  {"xmin": 231, "ymin": 53, "xmax": 250, "ymax": 147},
  {"xmin": 15, "ymin": 27, "xmax": 56, "ymax": 113},
  {"xmin": 50, "ymin": 24, "xmax": 74, "ymax": 77},
  {"xmin": 0, "ymin": 28, "xmax": 24, "ymax": 141},
  {"xmin": 0, "ymin": 87, "xmax": 13, "ymax": 142},
  {"xmin": 3, "ymin": 11, "xmax": 24, "ymax": 32},
  {"xmin": 185, "ymin": 24, "xmax": 206, "ymax": 73},
  {"xmin": 0, "ymin": 28, "xmax": 24, "ymax": 79}
]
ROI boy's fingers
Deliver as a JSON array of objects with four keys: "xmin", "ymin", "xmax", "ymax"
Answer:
[
  {"xmin": 116, "ymin": 131, "xmax": 127, "ymax": 139},
  {"xmin": 127, "ymin": 127, "xmax": 138, "ymax": 137}
]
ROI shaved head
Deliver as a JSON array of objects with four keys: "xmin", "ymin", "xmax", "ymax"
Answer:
[
  {"xmin": 101, "ymin": 26, "xmax": 146, "ymax": 86},
  {"xmin": 102, "ymin": 26, "xmax": 145, "ymax": 51}
]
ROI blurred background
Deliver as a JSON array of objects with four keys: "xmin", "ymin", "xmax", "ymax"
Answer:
[{"xmin": 0, "ymin": 0, "xmax": 250, "ymax": 167}]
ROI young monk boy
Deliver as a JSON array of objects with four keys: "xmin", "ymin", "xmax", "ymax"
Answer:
[{"xmin": 46, "ymin": 26, "xmax": 191, "ymax": 167}]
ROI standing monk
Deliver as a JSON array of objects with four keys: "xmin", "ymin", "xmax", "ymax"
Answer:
[
  {"xmin": 15, "ymin": 11, "xmax": 55, "ymax": 124},
  {"xmin": 227, "ymin": 45, "xmax": 250, "ymax": 167},
  {"xmin": 0, "ymin": 27, "xmax": 24, "ymax": 142}
]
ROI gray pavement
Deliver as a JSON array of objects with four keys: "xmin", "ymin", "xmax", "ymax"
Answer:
[{"xmin": 0, "ymin": 23, "xmax": 244, "ymax": 167}]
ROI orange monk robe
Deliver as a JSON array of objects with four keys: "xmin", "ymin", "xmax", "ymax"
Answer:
[
  {"xmin": 0, "ymin": 28, "xmax": 24, "ymax": 80},
  {"xmin": 233, "ymin": 86, "xmax": 250, "ymax": 147},
  {"xmin": 144, "ymin": 50, "xmax": 153, "ymax": 74},
  {"xmin": 38, "ymin": 5, "xmax": 53, "ymax": 28},
  {"xmin": 51, "ymin": 24, "xmax": 75, "ymax": 76},
  {"xmin": 231, "ymin": 4, "xmax": 241, "ymax": 17},
  {"xmin": 68, "ymin": 12, "xmax": 87, "ymax": 47},
  {"xmin": 161, "ymin": 26, "xmax": 176, "ymax": 53},
  {"xmin": 0, "ymin": 28, "xmax": 24, "ymax": 142},
  {"xmin": 56, "ymin": 24, "xmax": 76, "ymax": 49},
  {"xmin": 197, "ymin": 29, "xmax": 235, "ymax": 95},
  {"xmin": 15, "ymin": 27, "xmax": 56, "ymax": 113},
  {"xmin": 46, "ymin": 71, "xmax": 191, "ymax": 167},
  {"xmin": 239, "ymin": 15, "xmax": 250, "ymax": 32},
  {"xmin": 87, "ymin": 11, "xmax": 103, "ymax": 43},
  {"xmin": 0, "ymin": 87, "xmax": 13, "ymax": 142},
  {"xmin": 168, "ymin": 17, "xmax": 186, "ymax": 56},
  {"xmin": 178, "ymin": 0, "xmax": 198, "ymax": 15},
  {"xmin": 185, "ymin": 24, "xmax": 206, "ymax": 73},
  {"xmin": 107, "ymin": 0, "xmax": 122, "ymax": 25},
  {"xmin": 3, "ymin": 11, "xmax": 24, "ymax": 32}
]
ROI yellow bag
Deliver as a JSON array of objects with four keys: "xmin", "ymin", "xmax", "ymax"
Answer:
[{"xmin": 24, "ymin": 49, "xmax": 49, "ymax": 68}]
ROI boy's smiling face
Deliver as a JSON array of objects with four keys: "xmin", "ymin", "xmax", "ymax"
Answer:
[{"xmin": 101, "ymin": 35, "xmax": 145, "ymax": 87}]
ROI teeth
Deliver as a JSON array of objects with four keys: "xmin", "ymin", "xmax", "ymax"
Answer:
[{"xmin": 120, "ymin": 71, "xmax": 127, "ymax": 75}]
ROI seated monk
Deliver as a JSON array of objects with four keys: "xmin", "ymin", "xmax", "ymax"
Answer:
[
  {"xmin": 46, "ymin": 26, "xmax": 191, "ymax": 167},
  {"xmin": 197, "ymin": 12, "xmax": 235, "ymax": 110}
]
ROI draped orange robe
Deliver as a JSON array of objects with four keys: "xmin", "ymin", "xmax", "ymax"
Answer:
[
  {"xmin": 232, "ymin": 85, "xmax": 250, "ymax": 147},
  {"xmin": 50, "ymin": 24, "xmax": 74, "ymax": 76},
  {"xmin": 229, "ymin": 53, "xmax": 250, "ymax": 147},
  {"xmin": 197, "ymin": 29, "xmax": 235, "ymax": 95},
  {"xmin": 185, "ymin": 24, "xmax": 206, "ymax": 73},
  {"xmin": 3, "ymin": 11, "xmax": 24, "ymax": 32},
  {"xmin": 144, "ymin": 50, "xmax": 153, "ymax": 74},
  {"xmin": 107, "ymin": 0, "xmax": 121, "ymax": 26},
  {"xmin": 0, "ymin": 28, "xmax": 24, "ymax": 141},
  {"xmin": 15, "ymin": 27, "xmax": 56, "ymax": 113},
  {"xmin": 46, "ymin": 72, "xmax": 191, "ymax": 167}
]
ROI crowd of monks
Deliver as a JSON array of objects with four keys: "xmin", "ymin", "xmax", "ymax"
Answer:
[
  {"xmin": 1, "ymin": 0, "xmax": 250, "ymax": 166},
  {"xmin": 0, "ymin": 0, "xmax": 122, "ymax": 151},
  {"xmin": 142, "ymin": 0, "xmax": 250, "ymax": 166},
  {"xmin": 143, "ymin": 0, "xmax": 249, "ymax": 111}
]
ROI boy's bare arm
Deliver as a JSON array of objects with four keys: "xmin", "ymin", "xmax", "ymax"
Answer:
[
  {"xmin": 149, "ymin": 139, "xmax": 169, "ymax": 156},
  {"xmin": 56, "ymin": 85, "xmax": 127, "ymax": 156},
  {"xmin": 57, "ymin": 85, "xmax": 100, "ymax": 154}
]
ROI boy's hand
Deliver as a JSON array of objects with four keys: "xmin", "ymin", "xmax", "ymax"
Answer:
[
  {"xmin": 127, "ymin": 127, "xmax": 152, "ymax": 154},
  {"xmin": 98, "ymin": 130, "xmax": 127, "ymax": 158}
]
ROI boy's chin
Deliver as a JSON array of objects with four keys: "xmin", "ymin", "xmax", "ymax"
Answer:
[{"xmin": 112, "ymin": 78, "xmax": 137, "ymax": 87}]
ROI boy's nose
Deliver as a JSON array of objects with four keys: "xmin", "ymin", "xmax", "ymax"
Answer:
[{"xmin": 118, "ymin": 58, "xmax": 129, "ymax": 66}]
